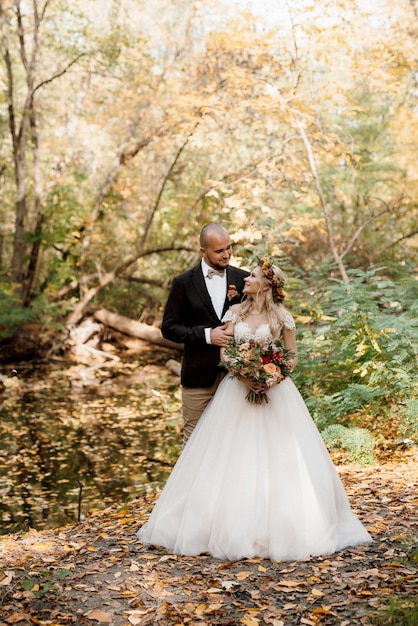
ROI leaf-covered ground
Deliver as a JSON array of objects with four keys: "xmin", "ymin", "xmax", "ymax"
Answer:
[{"xmin": 0, "ymin": 450, "xmax": 417, "ymax": 626}]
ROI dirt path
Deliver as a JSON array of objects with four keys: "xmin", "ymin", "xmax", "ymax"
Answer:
[{"xmin": 1, "ymin": 450, "xmax": 417, "ymax": 626}]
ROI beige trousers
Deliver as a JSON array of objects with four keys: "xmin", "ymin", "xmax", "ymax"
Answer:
[{"xmin": 181, "ymin": 372, "xmax": 225, "ymax": 446}]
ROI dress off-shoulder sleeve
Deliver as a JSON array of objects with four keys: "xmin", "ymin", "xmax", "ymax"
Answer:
[
  {"xmin": 222, "ymin": 310, "xmax": 237, "ymax": 324},
  {"xmin": 283, "ymin": 312, "xmax": 296, "ymax": 330}
]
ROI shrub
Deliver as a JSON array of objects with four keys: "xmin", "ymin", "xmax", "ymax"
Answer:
[
  {"xmin": 321, "ymin": 424, "xmax": 376, "ymax": 464},
  {"xmin": 293, "ymin": 268, "xmax": 418, "ymax": 439}
]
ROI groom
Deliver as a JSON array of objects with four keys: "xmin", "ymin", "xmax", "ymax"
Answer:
[{"xmin": 161, "ymin": 223, "xmax": 248, "ymax": 444}]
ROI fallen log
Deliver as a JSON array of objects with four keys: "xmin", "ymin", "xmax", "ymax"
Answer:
[
  {"xmin": 69, "ymin": 318, "xmax": 102, "ymax": 346},
  {"xmin": 165, "ymin": 359, "xmax": 181, "ymax": 376},
  {"xmin": 93, "ymin": 308, "xmax": 182, "ymax": 350}
]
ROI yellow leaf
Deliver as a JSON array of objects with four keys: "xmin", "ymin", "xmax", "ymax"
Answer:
[
  {"xmin": 159, "ymin": 555, "xmax": 177, "ymax": 562},
  {"xmin": 311, "ymin": 587, "xmax": 325, "ymax": 597},
  {"xmin": 127, "ymin": 610, "xmax": 148, "ymax": 621},
  {"xmin": 245, "ymin": 609, "xmax": 260, "ymax": 616},
  {"xmin": 236, "ymin": 571, "xmax": 251, "ymax": 581},
  {"xmin": 308, "ymin": 576, "xmax": 322, "ymax": 583},
  {"xmin": 138, "ymin": 554, "xmax": 158, "ymax": 560},
  {"xmin": 116, "ymin": 505, "xmax": 130, "ymax": 516},
  {"xmin": 86, "ymin": 609, "xmax": 113, "ymax": 623},
  {"xmin": 6, "ymin": 613, "xmax": 33, "ymax": 624},
  {"xmin": 312, "ymin": 606, "xmax": 338, "ymax": 616},
  {"xmin": 0, "ymin": 574, "xmax": 13, "ymax": 586},
  {"xmin": 30, "ymin": 541, "xmax": 56, "ymax": 551},
  {"xmin": 119, "ymin": 590, "xmax": 136, "ymax": 597},
  {"xmin": 240, "ymin": 619, "xmax": 259, "ymax": 626},
  {"xmin": 277, "ymin": 580, "xmax": 302, "ymax": 587},
  {"xmin": 68, "ymin": 541, "xmax": 86, "ymax": 550},
  {"xmin": 258, "ymin": 565, "xmax": 267, "ymax": 572}
]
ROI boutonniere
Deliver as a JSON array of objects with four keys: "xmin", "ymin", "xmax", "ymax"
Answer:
[{"xmin": 227, "ymin": 284, "xmax": 239, "ymax": 301}]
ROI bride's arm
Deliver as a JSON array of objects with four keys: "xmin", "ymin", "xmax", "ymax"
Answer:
[
  {"xmin": 220, "ymin": 304, "xmax": 242, "ymax": 362},
  {"xmin": 222, "ymin": 304, "xmax": 241, "ymax": 337},
  {"xmin": 282, "ymin": 327, "xmax": 298, "ymax": 371}
]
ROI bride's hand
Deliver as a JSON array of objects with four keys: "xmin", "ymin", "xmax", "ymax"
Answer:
[{"xmin": 237, "ymin": 376, "xmax": 268, "ymax": 393}]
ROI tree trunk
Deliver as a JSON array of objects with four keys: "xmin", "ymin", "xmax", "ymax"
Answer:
[
  {"xmin": 93, "ymin": 308, "xmax": 182, "ymax": 350},
  {"xmin": 1, "ymin": 1, "xmax": 84, "ymax": 295},
  {"xmin": 22, "ymin": 212, "xmax": 43, "ymax": 306},
  {"xmin": 21, "ymin": 92, "xmax": 44, "ymax": 305}
]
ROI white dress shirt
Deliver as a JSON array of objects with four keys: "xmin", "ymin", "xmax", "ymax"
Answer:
[{"xmin": 201, "ymin": 259, "xmax": 227, "ymax": 344}]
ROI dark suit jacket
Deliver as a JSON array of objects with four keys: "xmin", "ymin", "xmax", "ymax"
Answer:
[{"xmin": 161, "ymin": 263, "xmax": 249, "ymax": 387}]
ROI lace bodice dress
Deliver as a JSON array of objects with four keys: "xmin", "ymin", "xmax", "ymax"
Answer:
[
  {"xmin": 227, "ymin": 310, "xmax": 296, "ymax": 344},
  {"xmin": 137, "ymin": 315, "xmax": 371, "ymax": 561}
]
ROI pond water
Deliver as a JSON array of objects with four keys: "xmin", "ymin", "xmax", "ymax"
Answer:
[{"xmin": 0, "ymin": 356, "xmax": 182, "ymax": 536}]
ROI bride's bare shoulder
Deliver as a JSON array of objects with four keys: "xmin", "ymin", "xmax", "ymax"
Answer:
[
  {"xmin": 229, "ymin": 304, "xmax": 242, "ymax": 315},
  {"xmin": 223, "ymin": 304, "xmax": 242, "ymax": 325}
]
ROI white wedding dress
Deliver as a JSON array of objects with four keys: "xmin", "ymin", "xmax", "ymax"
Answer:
[{"xmin": 137, "ymin": 315, "xmax": 372, "ymax": 561}]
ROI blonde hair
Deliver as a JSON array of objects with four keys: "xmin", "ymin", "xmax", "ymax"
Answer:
[{"xmin": 238, "ymin": 264, "xmax": 288, "ymax": 340}]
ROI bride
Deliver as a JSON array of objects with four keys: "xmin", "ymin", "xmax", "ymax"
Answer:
[{"xmin": 137, "ymin": 258, "xmax": 372, "ymax": 561}]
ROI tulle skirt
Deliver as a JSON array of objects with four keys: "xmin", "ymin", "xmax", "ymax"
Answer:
[{"xmin": 137, "ymin": 376, "xmax": 371, "ymax": 561}]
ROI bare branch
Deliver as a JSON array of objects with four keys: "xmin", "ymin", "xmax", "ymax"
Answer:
[
  {"xmin": 78, "ymin": 132, "xmax": 157, "ymax": 292},
  {"xmin": 32, "ymin": 53, "xmax": 86, "ymax": 95},
  {"xmin": 388, "ymin": 228, "xmax": 418, "ymax": 248},
  {"xmin": 39, "ymin": 0, "xmax": 51, "ymax": 22},
  {"xmin": 65, "ymin": 245, "xmax": 193, "ymax": 328},
  {"xmin": 296, "ymin": 119, "xmax": 349, "ymax": 283},
  {"xmin": 340, "ymin": 207, "xmax": 393, "ymax": 259},
  {"xmin": 140, "ymin": 120, "xmax": 201, "ymax": 248}
]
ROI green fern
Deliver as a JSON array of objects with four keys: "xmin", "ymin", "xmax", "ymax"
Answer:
[
  {"xmin": 293, "ymin": 267, "xmax": 417, "ymax": 437},
  {"xmin": 321, "ymin": 424, "xmax": 376, "ymax": 464},
  {"xmin": 331, "ymin": 384, "xmax": 386, "ymax": 416}
]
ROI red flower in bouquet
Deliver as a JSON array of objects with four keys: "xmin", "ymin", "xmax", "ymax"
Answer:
[{"xmin": 222, "ymin": 338, "xmax": 294, "ymax": 404}]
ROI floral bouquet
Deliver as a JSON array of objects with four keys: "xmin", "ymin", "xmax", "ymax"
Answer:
[{"xmin": 222, "ymin": 339, "xmax": 294, "ymax": 404}]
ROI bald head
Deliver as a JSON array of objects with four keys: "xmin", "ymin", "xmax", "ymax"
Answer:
[
  {"xmin": 199, "ymin": 223, "xmax": 232, "ymax": 271},
  {"xmin": 199, "ymin": 223, "xmax": 229, "ymax": 248}
]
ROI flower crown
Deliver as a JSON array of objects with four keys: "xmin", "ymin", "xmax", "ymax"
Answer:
[{"xmin": 258, "ymin": 257, "xmax": 286, "ymax": 303}]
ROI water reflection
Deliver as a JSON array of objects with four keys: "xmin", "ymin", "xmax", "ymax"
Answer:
[{"xmin": 0, "ymin": 368, "xmax": 182, "ymax": 535}]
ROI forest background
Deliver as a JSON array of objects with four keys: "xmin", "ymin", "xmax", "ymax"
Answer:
[{"xmin": 0, "ymin": 0, "xmax": 417, "ymax": 451}]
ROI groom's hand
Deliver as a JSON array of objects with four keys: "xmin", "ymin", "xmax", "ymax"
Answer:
[{"xmin": 210, "ymin": 324, "xmax": 233, "ymax": 347}]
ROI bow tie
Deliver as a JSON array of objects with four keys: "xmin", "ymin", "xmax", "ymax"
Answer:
[{"xmin": 207, "ymin": 268, "xmax": 225, "ymax": 279}]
